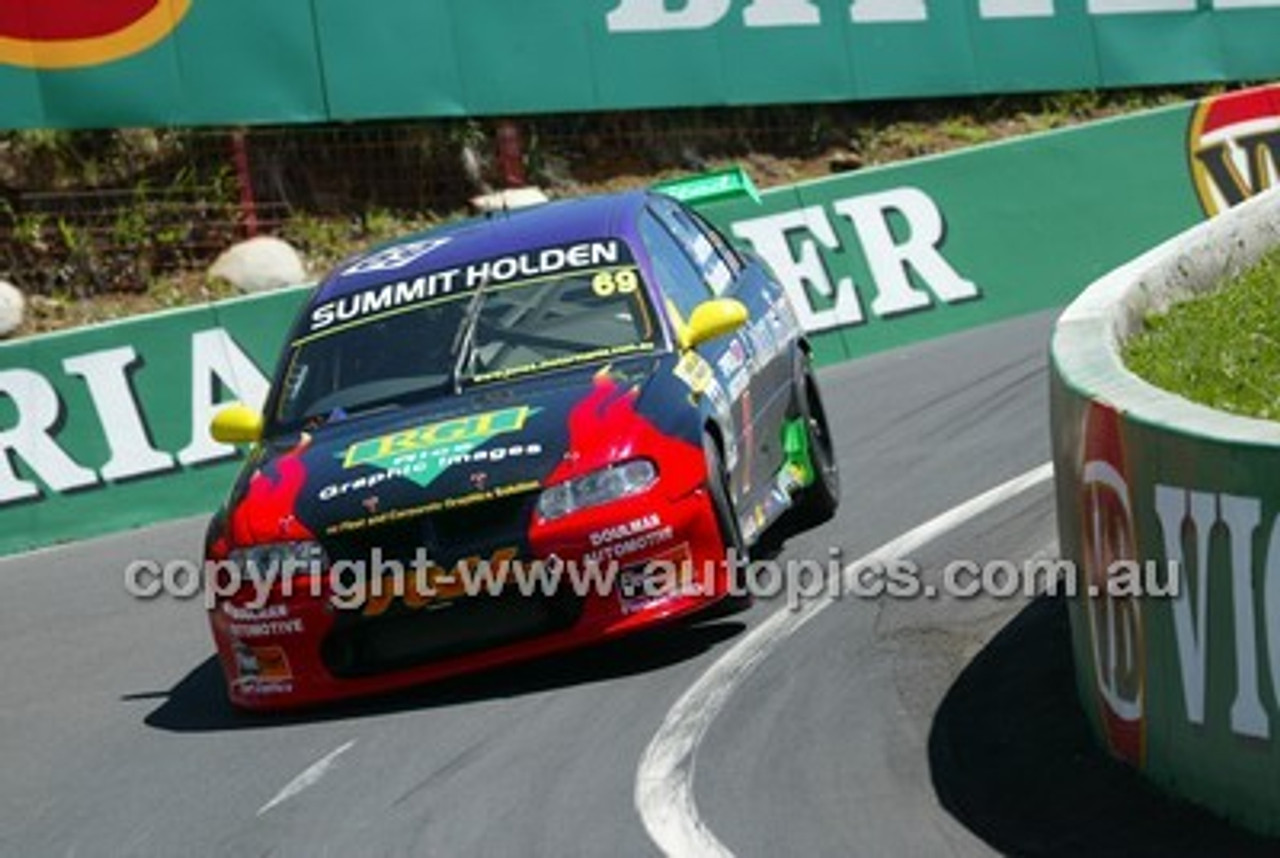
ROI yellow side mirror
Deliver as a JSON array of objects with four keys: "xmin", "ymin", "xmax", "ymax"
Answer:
[
  {"xmin": 210, "ymin": 403, "xmax": 264, "ymax": 444},
  {"xmin": 683, "ymin": 298, "xmax": 749, "ymax": 350}
]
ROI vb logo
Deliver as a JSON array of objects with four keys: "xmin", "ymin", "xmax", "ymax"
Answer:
[
  {"xmin": 1188, "ymin": 85, "xmax": 1280, "ymax": 217},
  {"xmin": 1080, "ymin": 402, "xmax": 1145, "ymax": 767}
]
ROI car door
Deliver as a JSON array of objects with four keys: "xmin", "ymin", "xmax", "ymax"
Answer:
[
  {"xmin": 642, "ymin": 197, "xmax": 784, "ymax": 519},
  {"xmin": 682, "ymin": 204, "xmax": 798, "ymax": 498},
  {"xmin": 637, "ymin": 206, "xmax": 751, "ymax": 500}
]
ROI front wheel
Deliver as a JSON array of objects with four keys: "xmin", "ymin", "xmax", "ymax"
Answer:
[
  {"xmin": 704, "ymin": 432, "xmax": 747, "ymax": 560},
  {"xmin": 703, "ymin": 432, "xmax": 751, "ymax": 614},
  {"xmin": 791, "ymin": 359, "xmax": 840, "ymax": 528}
]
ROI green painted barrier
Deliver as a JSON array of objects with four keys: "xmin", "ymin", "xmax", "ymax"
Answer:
[
  {"xmin": 0, "ymin": 288, "xmax": 307, "ymax": 555},
  {"xmin": 1, "ymin": 85, "xmax": 1277, "ymax": 555},
  {"xmin": 1052, "ymin": 187, "xmax": 1280, "ymax": 835},
  {"xmin": 4, "ymin": 1, "xmax": 1280, "ymax": 128}
]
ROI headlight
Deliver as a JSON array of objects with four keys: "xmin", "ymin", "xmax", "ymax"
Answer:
[
  {"xmin": 227, "ymin": 540, "xmax": 327, "ymax": 578},
  {"xmin": 537, "ymin": 459, "xmax": 657, "ymax": 521}
]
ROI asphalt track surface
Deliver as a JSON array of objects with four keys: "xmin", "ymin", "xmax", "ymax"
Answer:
[{"xmin": 3, "ymin": 310, "xmax": 1277, "ymax": 857}]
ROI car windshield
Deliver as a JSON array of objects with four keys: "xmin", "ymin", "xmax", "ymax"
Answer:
[{"xmin": 270, "ymin": 238, "xmax": 658, "ymax": 429}]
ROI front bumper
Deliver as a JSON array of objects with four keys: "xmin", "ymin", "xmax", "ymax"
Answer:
[{"xmin": 208, "ymin": 486, "xmax": 731, "ymax": 710}]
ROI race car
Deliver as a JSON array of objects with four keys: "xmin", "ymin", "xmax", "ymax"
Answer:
[{"xmin": 204, "ymin": 178, "xmax": 840, "ymax": 709}]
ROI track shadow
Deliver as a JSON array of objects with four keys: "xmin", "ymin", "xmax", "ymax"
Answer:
[
  {"xmin": 928, "ymin": 596, "xmax": 1279, "ymax": 857},
  {"xmin": 139, "ymin": 615, "xmax": 747, "ymax": 733}
]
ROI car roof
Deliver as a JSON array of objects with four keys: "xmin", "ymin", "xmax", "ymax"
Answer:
[{"xmin": 313, "ymin": 190, "xmax": 654, "ymax": 304}]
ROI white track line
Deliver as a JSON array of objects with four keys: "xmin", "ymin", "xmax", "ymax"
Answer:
[
  {"xmin": 635, "ymin": 462, "xmax": 1055, "ymax": 857},
  {"xmin": 257, "ymin": 739, "xmax": 357, "ymax": 817}
]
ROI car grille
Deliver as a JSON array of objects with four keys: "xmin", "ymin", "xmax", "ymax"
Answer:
[
  {"xmin": 430, "ymin": 492, "xmax": 533, "ymax": 552},
  {"xmin": 324, "ymin": 492, "xmax": 536, "ymax": 566},
  {"xmin": 319, "ymin": 487, "xmax": 578, "ymax": 678},
  {"xmin": 321, "ymin": 590, "xmax": 582, "ymax": 678}
]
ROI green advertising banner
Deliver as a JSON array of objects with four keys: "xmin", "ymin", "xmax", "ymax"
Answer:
[
  {"xmin": 1, "ymin": 85, "xmax": 1277, "ymax": 555},
  {"xmin": 0, "ymin": 288, "xmax": 307, "ymax": 555},
  {"xmin": 3, "ymin": 1, "xmax": 1280, "ymax": 128},
  {"xmin": 1053, "ymin": 379, "xmax": 1280, "ymax": 835}
]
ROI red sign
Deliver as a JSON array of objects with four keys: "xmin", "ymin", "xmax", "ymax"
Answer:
[
  {"xmin": 0, "ymin": 0, "xmax": 191, "ymax": 69},
  {"xmin": 1188, "ymin": 84, "xmax": 1280, "ymax": 217},
  {"xmin": 1080, "ymin": 402, "xmax": 1145, "ymax": 767}
]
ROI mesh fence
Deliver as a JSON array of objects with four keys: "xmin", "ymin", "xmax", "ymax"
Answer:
[
  {"xmin": 0, "ymin": 92, "xmax": 1202, "ymax": 297},
  {"xmin": 0, "ymin": 104, "xmax": 897, "ymax": 296}
]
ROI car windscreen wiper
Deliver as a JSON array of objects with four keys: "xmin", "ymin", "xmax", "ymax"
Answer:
[{"xmin": 450, "ymin": 274, "xmax": 490, "ymax": 394}]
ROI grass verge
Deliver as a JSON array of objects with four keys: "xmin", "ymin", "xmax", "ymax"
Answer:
[{"xmin": 1124, "ymin": 247, "xmax": 1280, "ymax": 420}]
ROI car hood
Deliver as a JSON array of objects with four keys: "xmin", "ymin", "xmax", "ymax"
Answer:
[{"xmin": 222, "ymin": 353, "xmax": 700, "ymax": 550}]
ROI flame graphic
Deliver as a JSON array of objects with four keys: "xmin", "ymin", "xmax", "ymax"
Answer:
[
  {"xmin": 545, "ymin": 370, "xmax": 703, "ymax": 487},
  {"xmin": 229, "ymin": 436, "xmax": 316, "ymax": 545}
]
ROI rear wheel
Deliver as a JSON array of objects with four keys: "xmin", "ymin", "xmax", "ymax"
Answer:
[{"xmin": 791, "ymin": 357, "xmax": 840, "ymax": 528}]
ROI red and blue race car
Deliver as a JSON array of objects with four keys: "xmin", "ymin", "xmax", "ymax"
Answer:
[{"xmin": 204, "ymin": 180, "xmax": 839, "ymax": 709}]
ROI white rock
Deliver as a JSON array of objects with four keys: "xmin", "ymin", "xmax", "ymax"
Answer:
[
  {"xmin": 0, "ymin": 280, "xmax": 24, "ymax": 338},
  {"xmin": 209, "ymin": 236, "xmax": 307, "ymax": 294},
  {"xmin": 470, "ymin": 186, "xmax": 550, "ymax": 214}
]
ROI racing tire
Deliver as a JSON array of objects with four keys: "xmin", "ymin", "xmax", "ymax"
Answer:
[
  {"xmin": 703, "ymin": 431, "xmax": 751, "ymax": 614},
  {"xmin": 791, "ymin": 357, "xmax": 840, "ymax": 528}
]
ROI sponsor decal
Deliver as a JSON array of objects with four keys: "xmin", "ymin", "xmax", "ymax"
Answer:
[
  {"xmin": 716, "ymin": 339, "xmax": 749, "ymax": 377},
  {"xmin": 715, "ymin": 339, "xmax": 752, "ymax": 408},
  {"xmin": 1079, "ymin": 402, "xmax": 1144, "ymax": 766},
  {"xmin": 471, "ymin": 342, "xmax": 655, "ymax": 385},
  {"xmin": 607, "ymin": 0, "xmax": 1280, "ymax": 32},
  {"xmin": 231, "ymin": 642, "xmax": 293, "ymax": 694},
  {"xmin": 319, "ymin": 471, "xmax": 391, "ymax": 502},
  {"xmin": 309, "ymin": 240, "xmax": 626, "ymax": 333},
  {"xmin": 725, "ymin": 370, "xmax": 749, "ymax": 402},
  {"xmin": 1188, "ymin": 84, "xmax": 1280, "ymax": 217},
  {"xmin": 341, "ymin": 406, "xmax": 537, "ymax": 488},
  {"xmin": 588, "ymin": 527, "xmax": 675, "ymax": 564},
  {"xmin": 323, "ymin": 480, "xmax": 540, "ymax": 536},
  {"xmin": 322, "ymin": 440, "xmax": 542, "ymax": 499},
  {"xmin": 229, "ymin": 617, "xmax": 304, "ymax": 639},
  {"xmin": 590, "ymin": 513, "xmax": 662, "ymax": 546},
  {"xmin": 739, "ymin": 387, "xmax": 754, "ymax": 494},
  {"xmin": 0, "ymin": 0, "xmax": 192, "ymax": 70},
  {"xmin": 674, "ymin": 351, "xmax": 715, "ymax": 396},
  {"xmin": 341, "ymin": 237, "xmax": 452, "ymax": 277},
  {"xmin": 361, "ymin": 546, "xmax": 521, "ymax": 617},
  {"xmin": 741, "ymin": 501, "xmax": 767, "ymax": 544},
  {"xmin": 463, "ymin": 240, "xmax": 622, "ymax": 288},
  {"xmin": 590, "ymin": 266, "xmax": 641, "ymax": 298},
  {"xmin": 223, "ymin": 602, "xmax": 304, "ymax": 639},
  {"xmin": 745, "ymin": 312, "xmax": 781, "ymax": 366},
  {"xmin": 310, "ymin": 268, "xmax": 464, "ymax": 333},
  {"xmin": 222, "ymin": 603, "xmax": 287, "ymax": 622},
  {"xmin": 618, "ymin": 542, "xmax": 693, "ymax": 615},
  {"xmin": 586, "ymin": 513, "xmax": 674, "ymax": 563}
]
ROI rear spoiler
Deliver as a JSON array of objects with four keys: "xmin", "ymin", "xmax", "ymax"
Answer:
[{"xmin": 652, "ymin": 165, "xmax": 761, "ymax": 207}]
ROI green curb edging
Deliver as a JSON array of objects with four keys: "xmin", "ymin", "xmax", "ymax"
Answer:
[
  {"xmin": 0, "ymin": 285, "xmax": 312, "ymax": 557},
  {"xmin": 1051, "ymin": 187, "xmax": 1280, "ymax": 837}
]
